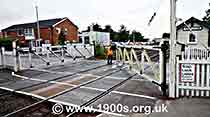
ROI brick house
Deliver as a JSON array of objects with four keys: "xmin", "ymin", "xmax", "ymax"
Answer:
[
  {"xmin": 0, "ymin": 32, "xmax": 2, "ymax": 38},
  {"xmin": 1, "ymin": 17, "xmax": 78, "ymax": 47}
]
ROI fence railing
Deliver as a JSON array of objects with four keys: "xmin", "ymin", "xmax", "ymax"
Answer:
[{"xmin": 176, "ymin": 48, "xmax": 210, "ymax": 97}]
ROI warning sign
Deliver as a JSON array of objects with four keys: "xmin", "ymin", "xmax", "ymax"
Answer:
[{"xmin": 180, "ymin": 64, "xmax": 196, "ymax": 82}]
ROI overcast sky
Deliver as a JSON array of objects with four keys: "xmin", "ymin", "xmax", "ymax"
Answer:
[{"xmin": 0, "ymin": 0, "xmax": 209, "ymax": 38}]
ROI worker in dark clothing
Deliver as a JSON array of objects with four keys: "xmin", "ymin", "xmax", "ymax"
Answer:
[{"xmin": 107, "ymin": 45, "xmax": 113, "ymax": 65}]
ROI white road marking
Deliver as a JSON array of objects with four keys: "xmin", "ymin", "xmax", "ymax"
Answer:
[
  {"xmin": 27, "ymin": 68, "xmax": 145, "ymax": 81},
  {"xmin": 12, "ymin": 72, "xmax": 157, "ymax": 100}
]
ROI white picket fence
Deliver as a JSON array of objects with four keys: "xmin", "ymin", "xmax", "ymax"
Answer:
[{"xmin": 176, "ymin": 47, "xmax": 210, "ymax": 97}]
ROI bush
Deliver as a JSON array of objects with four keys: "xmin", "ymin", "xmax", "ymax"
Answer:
[
  {"xmin": 95, "ymin": 44, "xmax": 107, "ymax": 59},
  {"xmin": 0, "ymin": 37, "xmax": 13, "ymax": 51}
]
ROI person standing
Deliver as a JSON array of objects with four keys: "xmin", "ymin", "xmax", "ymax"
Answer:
[{"xmin": 107, "ymin": 45, "xmax": 113, "ymax": 65}]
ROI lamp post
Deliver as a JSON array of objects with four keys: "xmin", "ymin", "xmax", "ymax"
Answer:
[{"xmin": 35, "ymin": 2, "xmax": 41, "ymax": 47}]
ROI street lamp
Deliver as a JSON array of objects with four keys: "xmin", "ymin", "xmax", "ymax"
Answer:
[{"xmin": 34, "ymin": 0, "xmax": 41, "ymax": 47}]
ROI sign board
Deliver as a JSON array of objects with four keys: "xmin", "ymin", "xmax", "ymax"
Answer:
[
  {"xmin": 183, "ymin": 26, "xmax": 203, "ymax": 31},
  {"xmin": 180, "ymin": 64, "xmax": 196, "ymax": 82}
]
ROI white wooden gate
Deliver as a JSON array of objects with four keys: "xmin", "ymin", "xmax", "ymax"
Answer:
[
  {"xmin": 0, "ymin": 43, "xmax": 95, "ymax": 70},
  {"xmin": 116, "ymin": 43, "xmax": 164, "ymax": 85},
  {"xmin": 176, "ymin": 48, "xmax": 210, "ymax": 97}
]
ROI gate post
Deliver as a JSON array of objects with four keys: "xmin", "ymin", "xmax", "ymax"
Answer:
[
  {"xmin": 13, "ymin": 41, "xmax": 20, "ymax": 72},
  {"xmin": 0, "ymin": 47, "xmax": 5, "ymax": 67},
  {"xmin": 61, "ymin": 46, "xmax": 65, "ymax": 63},
  {"xmin": 160, "ymin": 41, "xmax": 169, "ymax": 96},
  {"xmin": 92, "ymin": 41, "xmax": 96, "ymax": 58},
  {"xmin": 29, "ymin": 47, "xmax": 33, "ymax": 68},
  {"xmin": 46, "ymin": 46, "xmax": 50, "ymax": 66},
  {"xmin": 169, "ymin": 0, "xmax": 177, "ymax": 98}
]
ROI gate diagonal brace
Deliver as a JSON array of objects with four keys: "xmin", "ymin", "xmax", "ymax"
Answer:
[
  {"xmin": 74, "ymin": 45, "xmax": 86, "ymax": 59},
  {"xmin": 47, "ymin": 47, "xmax": 64, "ymax": 63},
  {"xmin": 28, "ymin": 48, "xmax": 50, "ymax": 66},
  {"xmin": 84, "ymin": 45, "xmax": 93, "ymax": 56},
  {"xmin": 63, "ymin": 47, "xmax": 74, "ymax": 58}
]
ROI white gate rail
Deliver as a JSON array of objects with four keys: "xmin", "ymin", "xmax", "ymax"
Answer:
[
  {"xmin": 0, "ymin": 43, "xmax": 95, "ymax": 70},
  {"xmin": 116, "ymin": 44, "xmax": 162, "ymax": 84},
  {"xmin": 176, "ymin": 48, "xmax": 210, "ymax": 97}
]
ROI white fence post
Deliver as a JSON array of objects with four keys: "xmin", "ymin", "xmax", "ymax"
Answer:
[
  {"xmin": 1, "ymin": 47, "xmax": 5, "ymax": 66},
  {"xmin": 176, "ymin": 57, "xmax": 180, "ymax": 98},
  {"xmin": 141, "ymin": 50, "xmax": 145, "ymax": 74},
  {"xmin": 206, "ymin": 64, "xmax": 210, "ymax": 96},
  {"xmin": 13, "ymin": 41, "xmax": 20, "ymax": 72}
]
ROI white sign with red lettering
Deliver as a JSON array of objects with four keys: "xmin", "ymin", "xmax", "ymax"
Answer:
[{"xmin": 180, "ymin": 64, "xmax": 196, "ymax": 82}]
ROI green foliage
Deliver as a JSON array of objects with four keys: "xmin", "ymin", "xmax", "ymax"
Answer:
[
  {"xmin": 118, "ymin": 25, "xmax": 130, "ymax": 42},
  {"xmin": 129, "ymin": 30, "xmax": 144, "ymax": 42},
  {"xmin": 85, "ymin": 23, "xmax": 144, "ymax": 42},
  {"xmin": 0, "ymin": 37, "xmax": 13, "ymax": 51},
  {"xmin": 95, "ymin": 43, "xmax": 107, "ymax": 59},
  {"xmin": 58, "ymin": 30, "xmax": 66, "ymax": 45}
]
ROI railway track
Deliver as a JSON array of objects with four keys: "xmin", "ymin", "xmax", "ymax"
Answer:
[
  {"xmin": 0, "ymin": 62, "xmax": 108, "ymax": 98},
  {"xmin": 3, "ymin": 65, "xmax": 127, "ymax": 117},
  {"xmin": 67, "ymin": 73, "xmax": 138, "ymax": 117}
]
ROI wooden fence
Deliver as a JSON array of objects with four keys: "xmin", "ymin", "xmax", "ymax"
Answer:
[{"xmin": 176, "ymin": 47, "xmax": 210, "ymax": 97}]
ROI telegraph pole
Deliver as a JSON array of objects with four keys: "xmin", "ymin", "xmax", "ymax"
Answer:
[
  {"xmin": 169, "ymin": 0, "xmax": 177, "ymax": 98},
  {"xmin": 35, "ymin": 4, "xmax": 41, "ymax": 47}
]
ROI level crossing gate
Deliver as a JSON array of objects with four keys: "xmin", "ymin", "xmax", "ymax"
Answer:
[
  {"xmin": 115, "ymin": 40, "xmax": 169, "ymax": 96},
  {"xmin": 0, "ymin": 42, "xmax": 95, "ymax": 70}
]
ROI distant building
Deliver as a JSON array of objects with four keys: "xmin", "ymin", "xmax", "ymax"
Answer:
[
  {"xmin": 2, "ymin": 17, "xmax": 78, "ymax": 47},
  {"xmin": 0, "ymin": 32, "xmax": 2, "ymax": 38},
  {"xmin": 177, "ymin": 17, "xmax": 210, "ymax": 49},
  {"xmin": 79, "ymin": 31, "xmax": 110, "ymax": 46}
]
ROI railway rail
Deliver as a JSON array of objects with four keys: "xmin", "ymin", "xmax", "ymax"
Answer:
[
  {"xmin": 2, "ymin": 66, "xmax": 127, "ymax": 117},
  {"xmin": 0, "ymin": 63, "xmax": 108, "ymax": 98}
]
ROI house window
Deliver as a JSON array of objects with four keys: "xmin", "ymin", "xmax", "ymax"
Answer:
[
  {"xmin": 188, "ymin": 33, "xmax": 197, "ymax": 44},
  {"xmin": 56, "ymin": 28, "xmax": 61, "ymax": 34},
  {"xmin": 79, "ymin": 36, "xmax": 83, "ymax": 43},
  {"xmin": 64, "ymin": 28, "xmax": 68, "ymax": 35},
  {"xmin": 17, "ymin": 29, "xmax": 24, "ymax": 36},
  {"xmin": 45, "ymin": 40, "xmax": 50, "ymax": 44},
  {"xmin": 24, "ymin": 28, "xmax": 33, "ymax": 36},
  {"xmin": 84, "ymin": 36, "xmax": 90, "ymax": 44}
]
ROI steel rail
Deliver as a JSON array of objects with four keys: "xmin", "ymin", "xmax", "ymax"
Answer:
[
  {"xmin": 66, "ymin": 73, "xmax": 138, "ymax": 117},
  {"xmin": 3, "ymin": 67, "xmax": 124, "ymax": 117},
  {"xmin": 0, "ymin": 63, "xmax": 108, "ymax": 97}
]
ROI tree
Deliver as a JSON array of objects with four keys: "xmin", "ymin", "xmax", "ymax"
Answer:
[
  {"xmin": 58, "ymin": 29, "xmax": 66, "ymax": 45},
  {"xmin": 203, "ymin": 3, "xmax": 210, "ymax": 22},
  {"xmin": 0, "ymin": 37, "xmax": 13, "ymax": 51},
  {"xmin": 129, "ymin": 30, "xmax": 144, "ymax": 42},
  {"xmin": 103, "ymin": 25, "xmax": 118, "ymax": 41},
  {"xmin": 84, "ymin": 23, "xmax": 103, "ymax": 32},
  {"xmin": 92, "ymin": 23, "xmax": 103, "ymax": 31},
  {"xmin": 103, "ymin": 25, "xmax": 113, "ymax": 32},
  {"xmin": 118, "ymin": 25, "xmax": 130, "ymax": 42},
  {"xmin": 162, "ymin": 33, "xmax": 170, "ymax": 39},
  {"xmin": 83, "ymin": 24, "xmax": 144, "ymax": 42}
]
